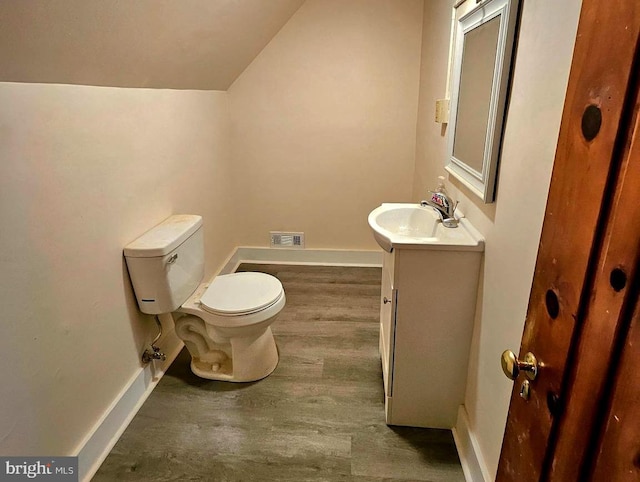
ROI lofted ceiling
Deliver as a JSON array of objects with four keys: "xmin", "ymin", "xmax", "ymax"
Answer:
[{"xmin": 0, "ymin": 0, "xmax": 305, "ymax": 90}]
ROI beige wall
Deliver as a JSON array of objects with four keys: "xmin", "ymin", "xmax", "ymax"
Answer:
[
  {"xmin": 0, "ymin": 83, "xmax": 235, "ymax": 455},
  {"xmin": 0, "ymin": 0, "xmax": 304, "ymax": 90},
  {"xmin": 414, "ymin": 0, "xmax": 582, "ymax": 477},
  {"xmin": 228, "ymin": 0, "xmax": 423, "ymax": 250}
]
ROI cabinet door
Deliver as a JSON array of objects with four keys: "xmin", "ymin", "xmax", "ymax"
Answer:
[{"xmin": 380, "ymin": 252, "xmax": 397, "ymax": 396}]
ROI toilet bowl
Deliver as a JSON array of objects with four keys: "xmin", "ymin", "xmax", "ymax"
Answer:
[
  {"xmin": 123, "ymin": 215, "xmax": 285, "ymax": 382},
  {"xmin": 174, "ymin": 272, "xmax": 285, "ymax": 382}
]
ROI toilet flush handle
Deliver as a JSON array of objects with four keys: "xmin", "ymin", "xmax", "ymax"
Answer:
[{"xmin": 167, "ymin": 253, "xmax": 178, "ymax": 264}]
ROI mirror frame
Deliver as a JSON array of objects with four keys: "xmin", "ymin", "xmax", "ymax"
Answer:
[{"xmin": 445, "ymin": 0, "xmax": 520, "ymax": 203}]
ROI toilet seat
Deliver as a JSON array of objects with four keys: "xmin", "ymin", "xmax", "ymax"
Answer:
[
  {"xmin": 200, "ymin": 272, "xmax": 284, "ymax": 316},
  {"xmin": 174, "ymin": 273, "xmax": 285, "ymax": 382}
]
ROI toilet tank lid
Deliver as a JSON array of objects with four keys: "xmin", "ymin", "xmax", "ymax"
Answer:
[{"xmin": 124, "ymin": 215, "xmax": 202, "ymax": 258}]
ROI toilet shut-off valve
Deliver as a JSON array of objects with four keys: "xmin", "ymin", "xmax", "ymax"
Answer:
[
  {"xmin": 142, "ymin": 345, "xmax": 166, "ymax": 363},
  {"xmin": 142, "ymin": 315, "xmax": 166, "ymax": 364}
]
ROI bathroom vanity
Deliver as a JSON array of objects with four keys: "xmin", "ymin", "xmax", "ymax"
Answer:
[{"xmin": 369, "ymin": 203, "xmax": 484, "ymax": 428}]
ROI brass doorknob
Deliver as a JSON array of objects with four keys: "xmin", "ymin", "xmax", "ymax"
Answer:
[{"xmin": 501, "ymin": 350, "xmax": 538, "ymax": 381}]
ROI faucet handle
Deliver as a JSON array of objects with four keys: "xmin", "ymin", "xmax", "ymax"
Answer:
[{"xmin": 451, "ymin": 200, "xmax": 459, "ymax": 216}]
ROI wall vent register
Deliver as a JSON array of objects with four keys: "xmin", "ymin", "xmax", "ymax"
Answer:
[{"xmin": 270, "ymin": 231, "xmax": 305, "ymax": 249}]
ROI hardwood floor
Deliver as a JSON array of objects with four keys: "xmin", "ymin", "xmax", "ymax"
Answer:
[{"xmin": 94, "ymin": 264, "xmax": 465, "ymax": 481}]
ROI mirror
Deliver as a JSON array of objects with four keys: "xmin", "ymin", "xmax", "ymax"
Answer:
[{"xmin": 446, "ymin": 0, "xmax": 519, "ymax": 203}]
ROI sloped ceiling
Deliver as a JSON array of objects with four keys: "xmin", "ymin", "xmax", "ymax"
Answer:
[{"xmin": 0, "ymin": 0, "xmax": 305, "ymax": 90}]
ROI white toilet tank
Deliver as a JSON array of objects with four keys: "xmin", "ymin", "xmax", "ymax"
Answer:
[{"xmin": 124, "ymin": 215, "xmax": 204, "ymax": 315}]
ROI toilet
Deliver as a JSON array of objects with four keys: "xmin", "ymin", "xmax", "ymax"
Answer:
[{"xmin": 123, "ymin": 214, "xmax": 284, "ymax": 382}]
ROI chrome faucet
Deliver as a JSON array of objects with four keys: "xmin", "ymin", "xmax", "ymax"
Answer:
[{"xmin": 421, "ymin": 191, "xmax": 459, "ymax": 228}]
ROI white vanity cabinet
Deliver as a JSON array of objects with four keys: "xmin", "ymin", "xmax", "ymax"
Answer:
[{"xmin": 379, "ymin": 246, "xmax": 482, "ymax": 428}]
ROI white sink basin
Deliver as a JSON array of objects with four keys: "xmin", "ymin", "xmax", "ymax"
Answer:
[{"xmin": 368, "ymin": 203, "xmax": 485, "ymax": 253}]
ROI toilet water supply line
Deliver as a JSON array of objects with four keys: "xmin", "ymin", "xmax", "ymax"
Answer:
[{"xmin": 142, "ymin": 315, "xmax": 167, "ymax": 364}]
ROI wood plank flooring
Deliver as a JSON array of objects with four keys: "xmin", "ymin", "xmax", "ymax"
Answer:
[{"xmin": 94, "ymin": 264, "xmax": 465, "ymax": 481}]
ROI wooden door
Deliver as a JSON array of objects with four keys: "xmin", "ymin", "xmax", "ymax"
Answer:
[{"xmin": 497, "ymin": 0, "xmax": 640, "ymax": 480}]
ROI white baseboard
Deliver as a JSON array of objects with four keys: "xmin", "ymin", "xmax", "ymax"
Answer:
[
  {"xmin": 75, "ymin": 326, "xmax": 184, "ymax": 482},
  {"xmin": 452, "ymin": 405, "xmax": 492, "ymax": 482},
  {"xmin": 220, "ymin": 246, "xmax": 383, "ymax": 274}
]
